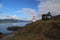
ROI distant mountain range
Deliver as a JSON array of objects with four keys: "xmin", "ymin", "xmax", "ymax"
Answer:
[{"xmin": 0, "ymin": 19, "xmax": 31, "ymax": 23}]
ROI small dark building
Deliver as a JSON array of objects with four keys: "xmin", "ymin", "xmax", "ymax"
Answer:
[{"xmin": 42, "ymin": 12, "xmax": 52, "ymax": 20}]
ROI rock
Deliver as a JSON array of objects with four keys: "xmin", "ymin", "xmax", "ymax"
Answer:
[
  {"xmin": 0, "ymin": 32, "xmax": 4, "ymax": 39},
  {"xmin": 7, "ymin": 26, "xmax": 23, "ymax": 31}
]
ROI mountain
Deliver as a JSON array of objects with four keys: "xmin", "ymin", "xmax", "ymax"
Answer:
[{"xmin": 0, "ymin": 19, "xmax": 31, "ymax": 24}]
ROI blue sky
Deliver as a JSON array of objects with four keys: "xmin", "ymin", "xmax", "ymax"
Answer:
[
  {"xmin": 0, "ymin": 0, "xmax": 39, "ymax": 20},
  {"xmin": 0, "ymin": 0, "xmax": 60, "ymax": 20}
]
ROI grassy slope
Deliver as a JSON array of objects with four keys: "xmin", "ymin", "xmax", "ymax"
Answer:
[{"xmin": 3, "ymin": 15, "xmax": 60, "ymax": 40}]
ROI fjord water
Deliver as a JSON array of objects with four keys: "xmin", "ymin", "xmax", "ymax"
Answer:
[{"xmin": 0, "ymin": 22, "xmax": 30, "ymax": 34}]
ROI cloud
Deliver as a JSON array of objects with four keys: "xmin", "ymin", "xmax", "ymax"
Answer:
[
  {"xmin": 10, "ymin": 15, "xmax": 17, "ymax": 19},
  {"xmin": 17, "ymin": 8, "xmax": 38, "ymax": 20},
  {"xmin": 17, "ymin": 8, "xmax": 37, "ymax": 14},
  {"xmin": 17, "ymin": 0, "xmax": 60, "ymax": 20},
  {"xmin": 38, "ymin": 0, "xmax": 60, "ymax": 16},
  {"xmin": 0, "ymin": 3, "xmax": 3, "ymax": 8}
]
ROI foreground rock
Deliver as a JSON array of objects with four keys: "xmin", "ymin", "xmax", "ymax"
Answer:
[{"xmin": 0, "ymin": 32, "xmax": 4, "ymax": 39}]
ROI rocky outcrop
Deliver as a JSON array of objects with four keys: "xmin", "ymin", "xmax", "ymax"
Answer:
[
  {"xmin": 7, "ymin": 26, "xmax": 23, "ymax": 31},
  {"xmin": 0, "ymin": 32, "xmax": 4, "ymax": 39}
]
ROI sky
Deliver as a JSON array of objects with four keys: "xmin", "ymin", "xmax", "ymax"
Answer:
[
  {"xmin": 0, "ymin": 0, "xmax": 39, "ymax": 20},
  {"xmin": 0, "ymin": 0, "xmax": 60, "ymax": 20}
]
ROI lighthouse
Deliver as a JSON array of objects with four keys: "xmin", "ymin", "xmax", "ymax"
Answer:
[{"xmin": 32, "ymin": 16, "xmax": 36, "ymax": 22}]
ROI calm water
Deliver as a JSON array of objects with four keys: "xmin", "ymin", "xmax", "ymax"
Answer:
[{"xmin": 0, "ymin": 22, "xmax": 30, "ymax": 34}]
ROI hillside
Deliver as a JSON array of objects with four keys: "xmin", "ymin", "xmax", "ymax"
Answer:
[
  {"xmin": 0, "ymin": 19, "xmax": 31, "ymax": 24},
  {"xmin": 0, "ymin": 19, "xmax": 20, "ymax": 23},
  {"xmin": 1, "ymin": 15, "xmax": 60, "ymax": 40}
]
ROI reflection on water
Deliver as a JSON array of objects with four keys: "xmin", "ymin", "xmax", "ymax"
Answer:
[{"xmin": 0, "ymin": 22, "xmax": 30, "ymax": 34}]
